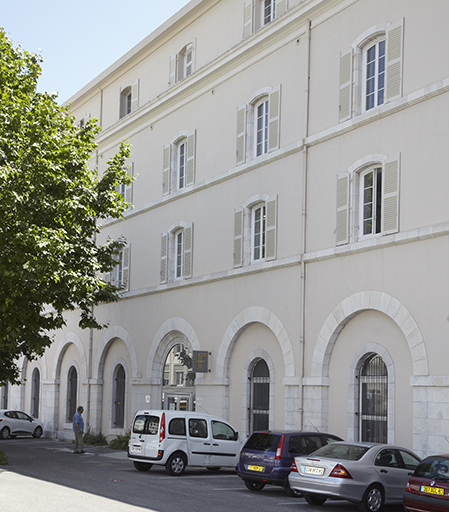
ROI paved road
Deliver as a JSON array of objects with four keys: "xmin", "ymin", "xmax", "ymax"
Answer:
[{"xmin": 0, "ymin": 437, "xmax": 405, "ymax": 512}]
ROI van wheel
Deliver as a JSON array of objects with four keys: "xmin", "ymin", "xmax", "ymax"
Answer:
[
  {"xmin": 244, "ymin": 480, "xmax": 265, "ymax": 491},
  {"xmin": 133, "ymin": 461, "xmax": 152, "ymax": 472},
  {"xmin": 206, "ymin": 467, "xmax": 221, "ymax": 471},
  {"xmin": 165, "ymin": 453, "xmax": 187, "ymax": 476},
  {"xmin": 304, "ymin": 494, "xmax": 327, "ymax": 506},
  {"xmin": 284, "ymin": 481, "xmax": 302, "ymax": 497}
]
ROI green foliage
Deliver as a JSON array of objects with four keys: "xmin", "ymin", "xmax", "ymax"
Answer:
[
  {"xmin": 83, "ymin": 429, "xmax": 108, "ymax": 446},
  {"xmin": 0, "ymin": 29, "xmax": 133, "ymax": 384},
  {"xmin": 108, "ymin": 430, "xmax": 130, "ymax": 450},
  {"xmin": 0, "ymin": 446, "xmax": 8, "ymax": 465}
]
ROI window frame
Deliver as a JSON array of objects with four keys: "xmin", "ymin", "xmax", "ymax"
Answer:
[
  {"xmin": 254, "ymin": 98, "xmax": 269, "ymax": 158},
  {"xmin": 363, "ymin": 37, "xmax": 386, "ymax": 112},
  {"xmin": 263, "ymin": 0, "xmax": 276, "ymax": 26},
  {"xmin": 161, "ymin": 223, "xmax": 193, "ymax": 284},
  {"xmin": 359, "ymin": 166, "xmax": 383, "ymax": 238},
  {"xmin": 251, "ymin": 203, "xmax": 267, "ymax": 262}
]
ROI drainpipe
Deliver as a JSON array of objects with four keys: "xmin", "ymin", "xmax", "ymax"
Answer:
[{"xmin": 299, "ymin": 19, "xmax": 311, "ymax": 430}]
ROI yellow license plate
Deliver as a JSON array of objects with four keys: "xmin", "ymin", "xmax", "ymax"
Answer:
[
  {"xmin": 248, "ymin": 465, "xmax": 263, "ymax": 472},
  {"xmin": 421, "ymin": 486, "xmax": 444, "ymax": 495}
]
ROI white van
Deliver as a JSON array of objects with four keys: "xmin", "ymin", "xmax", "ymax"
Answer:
[{"xmin": 128, "ymin": 409, "xmax": 242, "ymax": 475}]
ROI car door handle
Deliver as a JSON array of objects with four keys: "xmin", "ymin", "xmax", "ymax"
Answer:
[
  {"xmin": 380, "ymin": 469, "xmax": 388, "ymax": 473},
  {"xmin": 204, "ymin": 442, "xmax": 210, "ymax": 445},
  {"xmin": 213, "ymin": 443, "xmax": 219, "ymax": 446}
]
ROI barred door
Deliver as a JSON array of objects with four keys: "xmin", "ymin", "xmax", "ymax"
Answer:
[
  {"xmin": 114, "ymin": 365, "xmax": 125, "ymax": 428},
  {"xmin": 359, "ymin": 354, "xmax": 387, "ymax": 443},
  {"xmin": 31, "ymin": 368, "xmax": 40, "ymax": 418},
  {"xmin": 250, "ymin": 359, "xmax": 270, "ymax": 433}
]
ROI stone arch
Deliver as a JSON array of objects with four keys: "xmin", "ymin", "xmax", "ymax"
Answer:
[
  {"xmin": 93, "ymin": 325, "xmax": 138, "ymax": 381},
  {"xmin": 216, "ymin": 306, "xmax": 295, "ymax": 380},
  {"xmin": 146, "ymin": 317, "xmax": 201, "ymax": 382},
  {"xmin": 311, "ymin": 291, "xmax": 428, "ymax": 379},
  {"xmin": 52, "ymin": 332, "xmax": 87, "ymax": 381}
]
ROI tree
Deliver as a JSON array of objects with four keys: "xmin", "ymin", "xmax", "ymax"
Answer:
[{"xmin": 0, "ymin": 29, "xmax": 132, "ymax": 384}]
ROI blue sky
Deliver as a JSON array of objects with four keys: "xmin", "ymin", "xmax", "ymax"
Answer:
[{"xmin": 2, "ymin": 0, "xmax": 191, "ymax": 103}]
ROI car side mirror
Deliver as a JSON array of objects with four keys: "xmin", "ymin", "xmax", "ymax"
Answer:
[{"xmin": 234, "ymin": 431, "xmax": 239, "ymax": 441}]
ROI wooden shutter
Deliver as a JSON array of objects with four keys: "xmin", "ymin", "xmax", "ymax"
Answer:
[
  {"xmin": 339, "ymin": 48, "xmax": 353, "ymax": 122},
  {"xmin": 336, "ymin": 173, "xmax": 350, "ymax": 245},
  {"xmin": 236, "ymin": 105, "xmax": 247, "ymax": 165},
  {"xmin": 386, "ymin": 18, "xmax": 404, "ymax": 102},
  {"xmin": 160, "ymin": 233, "xmax": 168, "ymax": 284},
  {"xmin": 169, "ymin": 54, "xmax": 178, "ymax": 86},
  {"xmin": 233, "ymin": 208, "xmax": 244, "ymax": 268},
  {"xmin": 185, "ymin": 45, "xmax": 193, "ymax": 77},
  {"xmin": 131, "ymin": 80, "xmax": 139, "ymax": 112},
  {"xmin": 186, "ymin": 130, "xmax": 196, "ymax": 186},
  {"xmin": 125, "ymin": 162, "xmax": 133, "ymax": 208},
  {"xmin": 276, "ymin": 0, "xmax": 287, "ymax": 17},
  {"xmin": 122, "ymin": 245, "xmax": 130, "ymax": 291},
  {"xmin": 268, "ymin": 86, "xmax": 281, "ymax": 152},
  {"xmin": 163, "ymin": 144, "xmax": 171, "ymax": 195},
  {"xmin": 183, "ymin": 224, "xmax": 193, "ymax": 279},
  {"xmin": 265, "ymin": 196, "xmax": 277, "ymax": 261},
  {"xmin": 382, "ymin": 154, "xmax": 400, "ymax": 235},
  {"xmin": 243, "ymin": 0, "xmax": 253, "ymax": 38}
]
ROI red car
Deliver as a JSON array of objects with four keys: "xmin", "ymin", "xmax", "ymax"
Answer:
[{"xmin": 403, "ymin": 454, "xmax": 449, "ymax": 511}]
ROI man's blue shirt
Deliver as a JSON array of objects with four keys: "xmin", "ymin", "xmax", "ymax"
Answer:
[{"xmin": 73, "ymin": 411, "xmax": 84, "ymax": 432}]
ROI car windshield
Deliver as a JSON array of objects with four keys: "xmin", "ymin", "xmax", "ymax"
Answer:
[
  {"xmin": 310, "ymin": 443, "xmax": 370, "ymax": 461},
  {"xmin": 415, "ymin": 458, "xmax": 449, "ymax": 481},
  {"xmin": 244, "ymin": 433, "xmax": 279, "ymax": 452}
]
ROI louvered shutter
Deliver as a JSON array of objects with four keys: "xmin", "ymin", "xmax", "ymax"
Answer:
[
  {"xmin": 382, "ymin": 154, "xmax": 400, "ymax": 235},
  {"xmin": 163, "ymin": 144, "xmax": 171, "ymax": 195},
  {"xmin": 131, "ymin": 80, "xmax": 139, "ymax": 112},
  {"xmin": 233, "ymin": 208, "xmax": 244, "ymax": 268},
  {"xmin": 160, "ymin": 233, "xmax": 168, "ymax": 284},
  {"xmin": 236, "ymin": 105, "xmax": 247, "ymax": 165},
  {"xmin": 183, "ymin": 224, "xmax": 193, "ymax": 279},
  {"xmin": 122, "ymin": 245, "xmax": 130, "ymax": 291},
  {"xmin": 339, "ymin": 48, "xmax": 353, "ymax": 122},
  {"xmin": 243, "ymin": 0, "xmax": 253, "ymax": 38},
  {"xmin": 386, "ymin": 18, "xmax": 404, "ymax": 102},
  {"xmin": 336, "ymin": 173, "xmax": 350, "ymax": 245},
  {"xmin": 265, "ymin": 196, "xmax": 277, "ymax": 261},
  {"xmin": 125, "ymin": 162, "xmax": 133, "ymax": 209},
  {"xmin": 268, "ymin": 86, "xmax": 281, "ymax": 152},
  {"xmin": 186, "ymin": 130, "xmax": 196, "ymax": 186},
  {"xmin": 185, "ymin": 45, "xmax": 193, "ymax": 77},
  {"xmin": 169, "ymin": 54, "xmax": 178, "ymax": 86},
  {"xmin": 276, "ymin": 0, "xmax": 287, "ymax": 17}
]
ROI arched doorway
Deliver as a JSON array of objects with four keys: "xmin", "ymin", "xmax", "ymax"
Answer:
[
  {"xmin": 249, "ymin": 359, "xmax": 270, "ymax": 433},
  {"xmin": 162, "ymin": 343, "xmax": 196, "ymax": 411},
  {"xmin": 113, "ymin": 364, "xmax": 126, "ymax": 428},
  {"xmin": 67, "ymin": 366, "xmax": 78, "ymax": 421},
  {"xmin": 31, "ymin": 368, "xmax": 40, "ymax": 418}
]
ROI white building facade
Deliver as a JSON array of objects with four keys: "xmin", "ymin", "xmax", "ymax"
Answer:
[{"xmin": 3, "ymin": 0, "xmax": 449, "ymax": 457}]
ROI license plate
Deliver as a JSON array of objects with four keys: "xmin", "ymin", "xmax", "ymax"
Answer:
[
  {"xmin": 421, "ymin": 486, "xmax": 444, "ymax": 495},
  {"xmin": 248, "ymin": 465, "xmax": 263, "ymax": 472},
  {"xmin": 131, "ymin": 445, "xmax": 142, "ymax": 453},
  {"xmin": 304, "ymin": 466, "xmax": 325, "ymax": 475}
]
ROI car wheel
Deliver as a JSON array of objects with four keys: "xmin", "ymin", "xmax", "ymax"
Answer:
[
  {"xmin": 165, "ymin": 453, "xmax": 187, "ymax": 476},
  {"xmin": 133, "ymin": 461, "xmax": 152, "ymax": 472},
  {"xmin": 206, "ymin": 467, "xmax": 221, "ymax": 471},
  {"xmin": 304, "ymin": 493, "xmax": 327, "ymax": 506},
  {"xmin": 358, "ymin": 485, "xmax": 384, "ymax": 512},
  {"xmin": 244, "ymin": 480, "xmax": 265, "ymax": 491},
  {"xmin": 33, "ymin": 426, "xmax": 43, "ymax": 438},
  {"xmin": 284, "ymin": 481, "xmax": 302, "ymax": 497},
  {"xmin": 0, "ymin": 427, "xmax": 10, "ymax": 440}
]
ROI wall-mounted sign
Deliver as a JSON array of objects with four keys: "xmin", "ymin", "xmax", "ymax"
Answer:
[{"xmin": 193, "ymin": 351, "xmax": 209, "ymax": 373}]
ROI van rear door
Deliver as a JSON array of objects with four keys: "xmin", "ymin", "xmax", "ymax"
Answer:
[{"xmin": 129, "ymin": 413, "xmax": 160, "ymax": 459}]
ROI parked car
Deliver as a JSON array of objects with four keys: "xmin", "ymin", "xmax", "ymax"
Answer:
[
  {"xmin": 0, "ymin": 409, "xmax": 43, "ymax": 439},
  {"xmin": 403, "ymin": 454, "xmax": 449, "ymax": 511},
  {"xmin": 288, "ymin": 441, "xmax": 421, "ymax": 511},
  {"xmin": 237, "ymin": 430, "xmax": 343, "ymax": 497},
  {"xmin": 128, "ymin": 409, "xmax": 242, "ymax": 475}
]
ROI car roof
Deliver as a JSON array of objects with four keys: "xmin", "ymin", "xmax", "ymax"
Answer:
[{"xmin": 251, "ymin": 430, "xmax": 341, "ymax": 436}]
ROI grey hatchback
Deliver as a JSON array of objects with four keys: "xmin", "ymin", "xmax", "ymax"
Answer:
[{"xmin": 237, "ymin": 430, "xmax": 342, "ymax": 496}]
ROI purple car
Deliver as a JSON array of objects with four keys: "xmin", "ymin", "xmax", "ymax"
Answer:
[{"xmin": 237, "ymin": 430, "xmax": 342, "ymax": 497}]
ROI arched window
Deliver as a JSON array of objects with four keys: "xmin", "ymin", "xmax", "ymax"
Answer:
[
  {"xmin": 113, "ymin": 364, "xmax": 126, "ymax": 429},
  {"xmin": 254, "ymin": 97, "xmax": 269, "ymax": 157},
  {"xmin": 31, "ymin": 368, "xmax": 40, "ymax": 418},
  {"xmin": 359, "ymin": 354, "xmax": 387, "ymax": 443},
  {"xmin": 360, "ymin": 166, "xmax": 382, "ymax": 236},
  {"xmin": 252, "ymin": 203, "xmax": 266, "ymax": 261},
  {"xmin": 120, "ymin": 86, "xmax": 132, "ymax": 118},
  {"xmin": 67, "ymin": 366, "xmax": 78, "ymax": 421},
  {"xmin": 364, "ymin": 38, "xmax": 386, "ymax": 111},
  {"xmin": 250, "ymin": 359, "xmax": 270, "ymax": 433}
]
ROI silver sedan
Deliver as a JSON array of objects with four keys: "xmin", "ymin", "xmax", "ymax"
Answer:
[
  {"xmin": 0, "ymin": 409, "xmax": 43, "ymax": 439},
  {"xmin": 288, "ymin": 441, "xmax": 421, "ymax": 512}
]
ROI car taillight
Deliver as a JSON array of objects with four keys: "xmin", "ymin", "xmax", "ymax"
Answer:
[
  {"xmin": 276, "ymin": 434, "xmax": 285, "ymax": 460},
  {"xmin": 330, "ymin": 464, "xmax": 352, "ymax": 479},
  {"xmin": 291, "ymin": 460, "xmax": 298, "ymax": 473},
  {"xmin": 159, "ymin": 413, "xmax": 165, "ymax": 443}
]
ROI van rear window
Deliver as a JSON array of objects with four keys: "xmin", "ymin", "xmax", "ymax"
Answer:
[
  {"xmin": 133, "ymin": 415, "xmax": 159, "ymax": 435},
  {"xmin": 244, "ymin": 433, "xmax": 279, "ymax": 452}
]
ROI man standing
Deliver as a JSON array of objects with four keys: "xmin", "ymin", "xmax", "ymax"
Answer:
[{"xmin": 73, "ymin": 406, "xmax": 85, "ymax": 454}]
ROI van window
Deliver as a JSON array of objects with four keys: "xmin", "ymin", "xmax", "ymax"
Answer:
[
  {"xmin": 211, "ymin": 420, "xmax": 236, "ymax": 441},
  {"xmin": 132, "ymin": 414, "xmax": 160, "ymax": 435},
  {"xmin": 169, "ymin": 418, "xmax": 186, "ymax": 436},
  {"xmin": 189, "ymin": 418, "xmax": 208, "ymax": 438}
]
